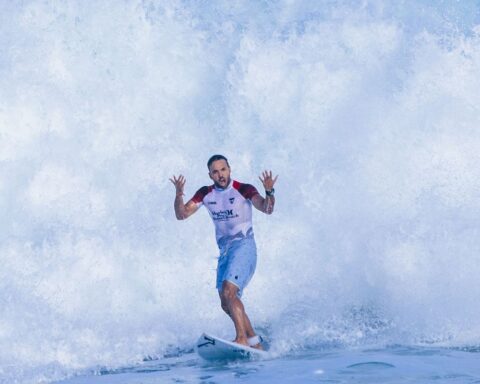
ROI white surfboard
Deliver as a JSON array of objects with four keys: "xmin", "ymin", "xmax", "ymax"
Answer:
[{"xmin": 196, "ymin": 333, "xmax": 269, "ymax": 361}]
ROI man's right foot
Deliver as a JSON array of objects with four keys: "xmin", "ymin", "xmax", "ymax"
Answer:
[{"xmin": 233, "ymin": 338, "xmax": 249, "ymax": 346}]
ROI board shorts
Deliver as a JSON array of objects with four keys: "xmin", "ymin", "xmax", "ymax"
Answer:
[{"xmin": 216, "ymin": 237, "xmax": 257, "ymax": 298}]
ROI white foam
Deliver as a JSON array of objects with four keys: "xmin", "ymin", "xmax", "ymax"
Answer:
[{"xmin": 1, "ymin": 1, "xmax": 480, "ymax": 382}]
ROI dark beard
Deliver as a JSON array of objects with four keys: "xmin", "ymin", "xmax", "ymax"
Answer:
[{"xmin": 214, "ymin": 177, "xmax": 231, "ymax": 190}]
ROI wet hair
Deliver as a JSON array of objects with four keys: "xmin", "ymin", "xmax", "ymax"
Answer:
[{"xmin": 207, "ymin": 154, "xmax": 230, "ymax": 170}]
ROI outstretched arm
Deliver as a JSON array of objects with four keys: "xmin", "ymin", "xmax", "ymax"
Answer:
[
  {"xmin": 252, "ymin": 170, "xmax": 278, "ymax": 215},
  {"xmin": 169, "ymin": 175, "xmax": 199, "ymax": 220}
]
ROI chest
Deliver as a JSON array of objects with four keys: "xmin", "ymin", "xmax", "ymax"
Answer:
[{"xmin": 203, "ymin": 189, "xmax": 249, "ymax": 215}]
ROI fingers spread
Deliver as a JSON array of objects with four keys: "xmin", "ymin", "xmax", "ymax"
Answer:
[{"xmin": 170, "ymin": 175, "xmax": 186, "ymax": 187}]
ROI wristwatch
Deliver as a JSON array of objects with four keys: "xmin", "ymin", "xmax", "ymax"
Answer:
[{"xmin": 265, "ymin": 188, "xmax": 275, "ymax": 197}]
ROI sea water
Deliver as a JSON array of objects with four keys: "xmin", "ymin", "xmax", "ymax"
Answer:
[{"xmin": 1, "ymin": 1, "xmax": 480, "ymax": 383}]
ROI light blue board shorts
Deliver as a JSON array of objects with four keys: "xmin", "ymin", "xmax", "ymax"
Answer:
[{"xmin": 216, "ymin": 237, "xmax": 257, "ymax": 297}]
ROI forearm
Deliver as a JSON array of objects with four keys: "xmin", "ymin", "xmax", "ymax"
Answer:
[
  {"xmin": 174, "ymin": 195, "xmax": 187, "ymax": 220},
  {"xmin": 263, "ymin": 195, "xmax": 275, "ymax": 215}
]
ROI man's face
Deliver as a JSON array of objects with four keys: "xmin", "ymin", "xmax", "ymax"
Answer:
[{"xmin": 209, "ymin": 159, "xmax": 231, "ymax": 189}]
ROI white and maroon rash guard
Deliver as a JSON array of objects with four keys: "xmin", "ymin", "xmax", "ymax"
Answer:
[{"xmin": 190, "ymin": 180, "xmax": 260, "ymax": 250}]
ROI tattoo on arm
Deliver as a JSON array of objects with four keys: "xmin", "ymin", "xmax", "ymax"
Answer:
[
  {"xmin": 264, "ymin": 195, "xmax": 275, "ymax": 214},
  {"xmin": 252, "ymin": 194, "xmax": 275, "ymax": 214}
]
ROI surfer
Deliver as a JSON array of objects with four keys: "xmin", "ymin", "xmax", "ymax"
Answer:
[{"xmin": 170, "ymin": 154, "xmax": 277, "ymax": 349}]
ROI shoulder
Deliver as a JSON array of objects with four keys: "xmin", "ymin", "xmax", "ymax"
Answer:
[
  {"xmin": 191, "ymin": 185, "xmax": 214, "ymax": 203},
  {"xmin": 232, "ymin": 180, "xmax": 260, "ymax": 200}
]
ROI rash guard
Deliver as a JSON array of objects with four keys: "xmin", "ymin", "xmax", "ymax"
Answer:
[{"xmin": 190, "ymin": 180, "xmax": 260, "ymax": 250}]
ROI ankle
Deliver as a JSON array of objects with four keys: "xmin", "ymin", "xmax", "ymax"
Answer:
[{"xmin": 247, "ymin": 335, "xmax": 262, "ymax": 346}]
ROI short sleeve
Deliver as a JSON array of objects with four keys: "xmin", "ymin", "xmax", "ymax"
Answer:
[
  {"xmin": 238, "ymin": 183, "xmax": 260, "ymax": 200},
  {"xmin": 190, "ymin": 186, "xmax": 210, "ymax": 206}
]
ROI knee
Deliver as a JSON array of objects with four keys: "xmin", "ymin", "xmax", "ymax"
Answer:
[
  {"xmin": 220, "ymin": 291, "xmax": 233, "ymax": 309},
  {"xmin": 219, "ymin": 289, "xmax": 234, "ymax": 314},
  {"xmin": 220, "ymin": 283, "xmax": 238, "ymax": 303}
]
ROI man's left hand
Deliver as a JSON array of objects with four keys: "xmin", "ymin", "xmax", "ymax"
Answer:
[{"xmin": 259, "ymin": 170, "xmax": 278, "ymax": 192}]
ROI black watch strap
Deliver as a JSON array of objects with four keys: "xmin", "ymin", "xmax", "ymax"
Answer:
[{"xmin": 265, "ymin": 188, "xmax": 275, "ymax": 197}]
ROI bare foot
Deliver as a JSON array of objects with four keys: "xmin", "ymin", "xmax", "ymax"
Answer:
[
  {"xmin": 251, "ymin": 342, "xmax": 264, "ymax": 350},
  {"xmin": 233, "ymin": 338, "xmax": 249, "ymax": 346}
]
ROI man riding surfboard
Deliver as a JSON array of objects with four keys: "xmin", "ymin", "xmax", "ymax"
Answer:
[{"xmin": 170, "ymin": 155, "xmax": 277, "ymax": 349}]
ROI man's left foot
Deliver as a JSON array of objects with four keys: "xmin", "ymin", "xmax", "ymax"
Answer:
[{"xmin": 247, "ymin": 335, "xmax": 264, "ymax": 350}]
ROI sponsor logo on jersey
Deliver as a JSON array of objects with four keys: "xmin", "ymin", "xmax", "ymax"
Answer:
[
  {"xmin": 229, "ymin": 197, "xmax": 235, "ymax": 204},
  {"xmin": 212, "ymin": 209, "xmax": 238, "ymax": 221}
]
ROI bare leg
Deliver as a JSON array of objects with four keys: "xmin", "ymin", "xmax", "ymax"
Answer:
[
  {"xmin": 220, "ymin": 295, "xmax": 255, "ymax": 336},
  {"xmin": 219, "ymin": 281, "xmax": 252, "ymax": 346},
  {"xmin": 243, "ymin": 312, "xmax": 264, "ymax": 350},
  {"xmin": 243, "ymin": 312, "xmax": 256, "ymax": 339}
]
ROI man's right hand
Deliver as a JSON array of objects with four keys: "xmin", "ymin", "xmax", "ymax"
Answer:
[
  {"xmin": 170, "ymin": 174, "xmax": 186, "ymax": 197},
  {"xmin": 169, "ymin": 175, "xmax": 199, "ymax": 220}
]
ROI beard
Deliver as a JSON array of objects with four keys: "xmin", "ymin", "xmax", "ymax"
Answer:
[{"xmin": 214, "ymin": 176, "xmax": 231, "ymax": 189}]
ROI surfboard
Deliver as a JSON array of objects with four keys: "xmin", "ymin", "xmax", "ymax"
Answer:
[{"xmin": 196, "ymin": 333, "xmax": 269, "ymax": 361}]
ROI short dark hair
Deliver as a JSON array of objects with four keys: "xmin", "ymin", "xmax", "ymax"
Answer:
[{"xmin": 207, "ymin": 154, "xmax": 230, "ymax": 170}]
